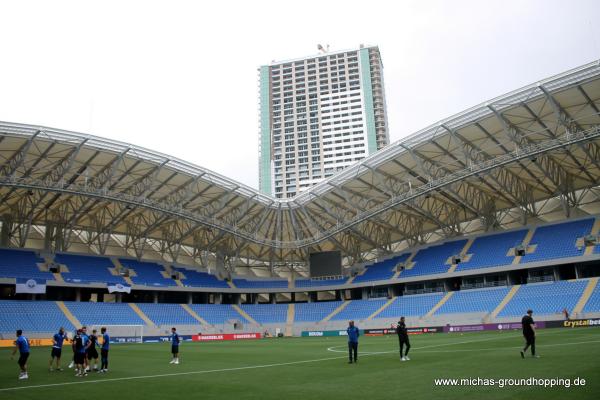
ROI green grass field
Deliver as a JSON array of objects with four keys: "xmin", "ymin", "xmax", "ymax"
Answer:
[{"xmin": 1, "ymin": 327, "xmax": 599, "ymax": 399}]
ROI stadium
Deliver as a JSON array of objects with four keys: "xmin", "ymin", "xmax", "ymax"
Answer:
[{"xmin": 1, "ymin": 59, "xmax": 600, "ymax": 398}]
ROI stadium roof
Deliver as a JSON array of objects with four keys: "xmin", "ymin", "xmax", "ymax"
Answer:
[{"xmin": 1, "ymin": 59, "xmax": 599, "ymax": 273}]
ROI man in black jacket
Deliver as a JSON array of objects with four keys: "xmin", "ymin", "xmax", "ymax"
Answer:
[
  {"xmin": 520, "ymin": 309, "xmax": 539, "ymax": 358},
  {"xmin": 396, "ymin": 317, "xmax": 411, "ymax": 361}
]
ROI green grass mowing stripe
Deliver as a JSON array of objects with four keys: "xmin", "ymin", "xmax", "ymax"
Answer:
[
  {"xmin": 1, "ymin": 328, "xmax": 598, "ymax": 400},
  {"xmin": 0, "ymin": 332, "xmax": 526, "ymax": 392},
  {"xmin": 1, "ymin": 328, "xmax": 593, "ymax": 393}
]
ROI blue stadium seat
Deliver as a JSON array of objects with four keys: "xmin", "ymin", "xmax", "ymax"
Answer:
[
  {"xmin": 456, "ymin": 230, "xmax": 527, "ymax": 271},
  {"xmin": 331, "ymin": 299, "xmax": 388, "ymax": 321},
  {"xmin": 239, "ymin": 304, "xmax": 289, "ymax": 324},
  {"xmin": 582, "ymin": 281, "xmax": 600, "ymax": 313},
  {"xmin": 56, "ymin": 254, "xmax": 123, "ymax": 284},
  {"xmin": 136, "ymin": 303, "xmax": 198, "ymax": 325},
  {"xmin": 0, "ymin": 249, "xmax": 52, "ymax": 281},
  {"xmin": 498, "ymin": 280, "xmax": 587, "ymax": 317},
  {"xmin": 521, "ymin": 219, "xmax": 594, "ymax": 263},
  {"xmin": 189, "ymin": 304, "xmax": 248, "ymax": 324},
  {"xmin": 435, "ymin": 287, "xmax": 510, "ymax": 314},
  {"xmin": 294, "ymin": 301, "xmax": 343, "ymax": 322},
  {"xmin": 174, "ymin": 266, "xmax": 229, "ymax": 288},
  {"xmin": 353, "ymin": 253, "xmax": 411, "ymax": 283},
  {"xmin": 0, "ymin": 300, "xmax": 75, "ymax": 333},
  {"xmin": 119, "ymin": 259, "xmax": 175, "ymax": 287},
  {"xmin": 377, "ymin": 293, "xmax": 444, "ymax": 318},
  {"xmin": 65, "ymin": 302, "xmax": 146, "ymax": 326},
  {"xmin": 400, "ymin": 240, "xmax": 467, "ymax": 277}
]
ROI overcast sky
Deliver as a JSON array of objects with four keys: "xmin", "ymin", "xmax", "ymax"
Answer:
[{"xmin": 1, "ymin": 0, "xmax": 599, "ymax": 190}]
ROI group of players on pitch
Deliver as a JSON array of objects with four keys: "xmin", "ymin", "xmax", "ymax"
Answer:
[
  {"xmin": 10, "ymin": 311, "xmax": 539, "ymax": 380},
  {"xmin": 11, "ymin": 326, "xmax": 110, "ymax": 380},
  {"xmin": 11, "ymin": 326, "xmax": 181, "ymax": 380}
]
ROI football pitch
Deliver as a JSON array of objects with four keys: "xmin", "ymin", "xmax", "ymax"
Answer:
[{"xmin": 1, "ymin": 327, "xmax": 599, "ymax": 400}]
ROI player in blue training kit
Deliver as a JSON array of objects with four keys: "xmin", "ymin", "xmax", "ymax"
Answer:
[
  {"xmin": 11, "ymin": 330, "xmax": 30, "ymax": 379},
  {"xmin": 169, "ymin": 327, "xmax": 181, "ymax": 364},
  {"xmin": 347, "ymin": 320, "xmax": 360, "ymax": 364},
  {"xmin": 49, "ymin": 327, "xmax": 67, "ymax": 371},
  {"xmin": 99, "ymin": 327, "xmax": 110, "ymax": 373}
]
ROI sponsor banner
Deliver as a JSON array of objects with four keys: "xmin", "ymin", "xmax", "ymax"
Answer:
[
  {"xmin": 15, "ymin": 278, "xmax": 47, "ymax": 294},
  {"xmin": 107, "ymin": 282, "xmax": 132, "ymax": 293},
  {"xmin": 192, "ymin": 333, "xmax": 262, "ymax": 342},
  {"xmin": 407, "ymin": 327, "xmax": 441, "ymax": 335},
  {"xmin": 0, "ymin": 338, "xmax": 54, "ymax": 348},
  {"xmin": 110, "ymin": 335, "xmax": 192, "ymax": 344},
  {"xmin": 363, "ymin": 327, "xmax": 442, "ymax": 336},
  {"xmin": 301, "ymin": 330, "xmax": 359, "ymax": 337},
  {"xmin": 557, "ymin": 318, "xmax": 600, "ymax": 328},
  {"xmin": 444, "ymin": 321, "xmax": 547, "ymax": 333}
]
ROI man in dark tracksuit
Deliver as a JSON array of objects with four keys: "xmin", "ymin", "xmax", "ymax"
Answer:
[
  {"xmin": 347, "ymin": 320, "xmax": 359, "ymax": 364},
  {"xmin": 520, "ymin": 309, "xmax": 539, "ymax": 358},
  {"xmin": 396, "ymin": 317, "xmax": 411, "ymax": 361}
]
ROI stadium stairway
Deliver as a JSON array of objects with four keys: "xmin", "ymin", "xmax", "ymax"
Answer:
[
  {"xmin": 321, "ymin": 301, "xmax": 350, "ymax": 322},
  {"xmin": 128, "ymin": 303, "xmax": 157, "ymax": 327},
  {"xmin": 285, "ymin": 304, "xmax": 295, "ymax": 336},
  {"xmin": 448, "ymin": 238, "xmax": 475, "ymax": 273},
  {"xmin": 425, "ymin": 292, "xmax": 454, "ymax": 317},
  {"xmin": 512, "ymin": 228, "xmax": 536, "ymax": 264},
  {"xmin": 584, "ymin": 218, "xmax": 600, "ymax": 256},
  {"xmin": 44, "ymin": 255, "xmax": 65, "ymax": 282},
  {"xmin": 489, "ymin": 285, "xmax": 521, "ymax": 319},
  {"xmin": 56, "ymin": 301, "xmax": 82, "ymax": 328},
  {"xmin": 180, "ymin": 304, "xmax": 209, "ymax": 325},
  {"xmin": 232, "ymin": 304, "xmax": 258, "ymax": 325},
  {"xmin": 392, "ymin": 251, "xmax": 417, "ymax": 279},
  {"xmin": 160, "ymin": 269, "xmax": 185, "ymax": 287},
  {"xmin": 573, "ymin": 277, "xmax": 599, "ymax": 315},
  {"xmin": 226, "ymin": 280, "xmax": 236, "ymax": 289},
  {"xmin": 366, "ymin": 297, "xmax": 396, "ymax": 320},
  {"xmin": 346, "ymin": 269, "xmax": 364, "ymax": 285},
  {"xmin": 111, "ymin": 258, "xmax": 135, "ymax": 285}
]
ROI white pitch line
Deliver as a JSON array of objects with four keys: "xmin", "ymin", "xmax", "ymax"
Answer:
[
  {"xmin": 409, "ymin": 339, "xmax": 600, "ymax": 353},
  {"xmin": 0, "ymin": 355, "xmax": 348, "ymax": 392},
  {"xmin": 327, "ymin": 332, "xmax": 524, "ymax": 354}
]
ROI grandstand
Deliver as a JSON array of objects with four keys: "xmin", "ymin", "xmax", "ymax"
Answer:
[{"xmin": 0, "ymin": 59, "xmax": 599, "ymax": 339}]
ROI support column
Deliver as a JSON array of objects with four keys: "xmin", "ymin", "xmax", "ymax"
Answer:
[
  {"xmin": 76, "ymin": 288, "xmax": 81, "ymax": 302},
  {"xmin": 0, "ymin": 214, "xmax": 12, "ymax": 247},
  {"xmin": 154, "ymin": 292, "xmax": 159, "ymax": 304},
  {"xmin": 362, "ymin": 288, "xmax": 368, "ymax": 300}
]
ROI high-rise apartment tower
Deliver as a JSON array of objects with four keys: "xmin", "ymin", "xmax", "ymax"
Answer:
[{"xmin": 259, "ymin": 45, "xmax": 389, "ymax": 198}]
